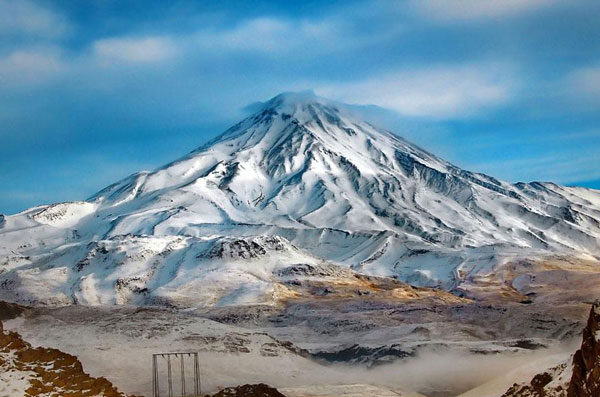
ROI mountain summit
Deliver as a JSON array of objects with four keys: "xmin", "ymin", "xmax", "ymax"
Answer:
[
  {"xmin": 92, "ymin": 91, "xmax": 600, "ymax": 250},
  {"xmin": 94, "ymin": 90, "xmax": 459, "ymax": 234},
  {"xmin": 1, "ymin": 92, "xmax": 599, "ymax": 306}
]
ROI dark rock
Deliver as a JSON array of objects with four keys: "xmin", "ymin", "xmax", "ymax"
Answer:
[
  {"xmin": 567, "ymin": 301, "xmax": 600, "ymax": 397},
  {"xmin": 211, "ymin": 383, "xmax": 286, "ymax": 397},
  {"xmin": 0, "ymin": 300, "xmax": 27, "ymax": 321}
]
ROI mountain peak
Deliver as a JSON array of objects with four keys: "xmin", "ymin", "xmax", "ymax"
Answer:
[
  {"xmin": 247, "ymin": 90, "xmax": 340, "ymax": 117},
  {"xmin": 2, "ymin": 93, "xmax": 600, "ymax": 308},
  {"xmin": 269, "ymin": 89, "xmax": 319, "ymax": 104}
]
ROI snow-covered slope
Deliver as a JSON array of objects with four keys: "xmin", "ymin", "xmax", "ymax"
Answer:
[{"xmin": 1, "ymin": 91, "xmax": 599, "ymax": 306}]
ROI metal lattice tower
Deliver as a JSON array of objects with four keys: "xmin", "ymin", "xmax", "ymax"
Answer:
[{"xmin": 152, "ymin": 352, "xmax": 201, "ymax": 397}]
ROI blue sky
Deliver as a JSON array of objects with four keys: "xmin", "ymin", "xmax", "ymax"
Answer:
[{"xmin": 1, "ymin": 0, "xmax": 600, "ymax": 214}]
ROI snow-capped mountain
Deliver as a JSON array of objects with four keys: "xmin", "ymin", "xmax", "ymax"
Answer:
[{"xmin": 1, "ymin": 91, "xmax": 599, "ymax": 307}]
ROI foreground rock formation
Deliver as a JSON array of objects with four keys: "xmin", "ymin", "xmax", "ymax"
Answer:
[
  {"xmin": 502, "ymin": 301, "xmax": 600, "ymax": 397},
  {"xmin": 0, "ymin": 319, "xmax": 129, "ymax": 397},
  {"xmin": 211, "ymin": 383, "xmax": 286, "ymax": 397},
  {"xmin": 568, "ymin": 301, "xmax": 600, "ymax": 397}
]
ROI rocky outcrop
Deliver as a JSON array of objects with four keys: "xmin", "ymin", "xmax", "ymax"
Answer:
[
  {"xmin": 502, "ymin": 301, "xmax": 600, "ymax": 397},
  {"xmin": 501, "ymin": 363, "xmax": 569, "ymax": 397},
  {"xmin": 567, "ymin": 301, "xmax": 600, "ymax": 397},
  {"xmin": 211, "ymin": 383, "xmax": 286, "ymax": 397},
  {"xmin": 0, "ymin": 301, "xmax": 27, "ymax": 321},
  {"xmin": 0, "ymin": 320, "xmax": 130, "ymax": 397}
]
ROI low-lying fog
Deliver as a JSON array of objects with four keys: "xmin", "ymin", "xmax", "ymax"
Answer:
[{"xmin": 212, "ymin": 343, "xmax": 577, "ymax": 397}]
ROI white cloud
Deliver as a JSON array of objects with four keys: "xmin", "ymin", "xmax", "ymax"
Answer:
[
  {"xmin": 411, "ymin": 0, "xmax": 561, "ymax": 21},
  {"xmin": 91, "ymin": 14, "xmax": 391, "ymax": 67},
  {"xmin": 191, "ymin": 16, "xmax": 373, "ymax": 55},
  {"xmin": 206, "ymin": 18, "xmax": 293, "ymax": 52},
  {"xmin": 315, "ymin": 64, "xmax": 515, "ymax": 118},
  {"xmin": 91, "ymin": 19, "xmax": 323, "ymax": 66},
  {"xmin": 93, "ymin": 37, "xmax": 176, "ymax": 64},
  {"xmin": 0, "ymin": 49, "xmax": 64, "ymax": 86},
  {"xmin": 0, "ymin": 0, "xmax": 69, "ymax": 37},
  {"xmin": 568, "ymin": 64, "xmax": 600, "ymax": 98}
]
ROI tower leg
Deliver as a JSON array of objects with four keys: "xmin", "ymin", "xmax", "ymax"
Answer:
[
  {"xmin": 167, "ymin": 355, "xmax": 173, "ymax": 397},
  {"xmin": 194, "ymin": 353, "xmax": 200, "ymax": 396},
  {"xmin": 152, "ymin": 355, "xmax": 156, "ymax": 397},
  {"xmin": 181, "ymin": 354, "xmax": 186, "ymax": 397}
]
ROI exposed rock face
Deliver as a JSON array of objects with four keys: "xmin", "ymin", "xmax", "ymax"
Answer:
[
  {"xmin": 567, "ymin": 301, "xmax": 600, "ymax": 397},
  {"xmin": 211, "ymin": 383, "xmax": 286, "ymax": 397},
  {"xmin": 502, "ymin": 302, "xmax": 600, "ymax": 397},
  {"xmin": 0, "ymin": 300, "xmax": 26, "ymax": 321},
  {"xmin": 501, "ymin": 362, "xmax": 569, "ymax": 397},
  {"xmin": 0, "ymin": 320, "xmax": 129, "ymax": 397},
  {"xmin": 312, "ymin": 343, "xmax": 413, "ymax": 366}
]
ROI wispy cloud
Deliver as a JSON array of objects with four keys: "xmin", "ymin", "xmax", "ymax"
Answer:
[
  {"xmin": 315, "ymin": 63, "xmax": 516, "ymax": 118},
  {"xmin": 195, "ymin": 18, "xmax": 316, "ymax": 53},
  {"xmin": 568, "ymin": 63, "xmax": 600, "ymax": 99},
  {"xmin": 0, "ymin": 0, "xmax": 70, "ymax": 37},
  {"xmin": 411, "ymin": 0, "xmax": 562, "ymax": 22},
  {"xmin": 0, "ymin": 48, "xmax": 65, "ymax": 86},
  {"xmin": 86, "ymin": 16, "xmax": 361, "ymax": 69},
  {"xmin": 178, "ymin": 15, "xmax": 387, "ymax": 57},
  {"xmin": 92, "ymin": 36, "xmax": 177, "ymax": 64}
]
